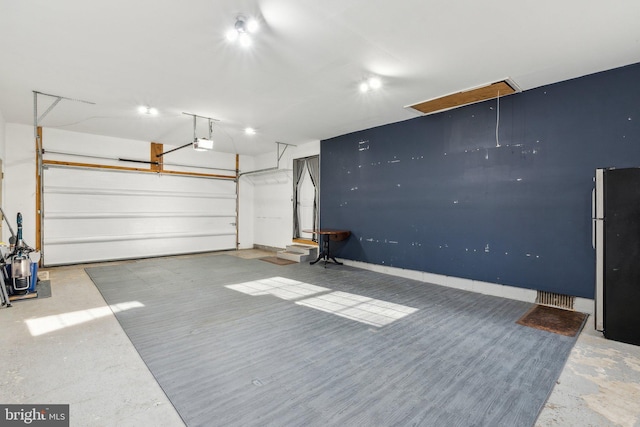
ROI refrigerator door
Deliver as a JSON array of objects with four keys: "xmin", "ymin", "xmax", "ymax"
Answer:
[
  {"xmin": 602, "ymin": 167, "xmax": 640, "ymax": 346},
  {"xmin": 594, "ymin": 169, "xmax": 604, "ymax": 331}
]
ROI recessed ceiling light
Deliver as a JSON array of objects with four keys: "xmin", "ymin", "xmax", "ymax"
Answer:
[
  {"xmin": 245, "ymin": 127, "xmax": 256, "ymax": 135},
  {"xmin": 227, "ymin": 15, "xmax": 259, "ymax": 48},
  {"xmin": 239, "ymin": 33, "xmax": 252, "ymax": 48},
  {"xmin": 138, "ymin": 106, "xmax": 158, "ymax": 115},
  {"xmin": 368, "ymin": 77, "xmax": 382, "ymax": 89},
  {"xmin": 359, "ymin": 82, "xmax": 370, "ymax": 93},
  {"xmin": 246, "ymin": 19, "xmax": 259, "ymax": 33},
  {"xmin": 225, "ymin": 29, "xmax": 238, "ymax": 42}
]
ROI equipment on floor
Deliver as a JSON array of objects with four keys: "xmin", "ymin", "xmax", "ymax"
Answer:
[
  {"xmin": 1, "ymin": 208, "xmax": 40, "ymax": 304},
  {"xmin": 0, "ymin": 246, "xmax": 10, "ymax": 307}
]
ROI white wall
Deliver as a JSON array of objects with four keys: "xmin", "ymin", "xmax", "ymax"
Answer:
[
  {"xmin": 248, "ymin": 141, "xmax": 320, "ymax": 249},
  {"xmin": 0, "ymin": 109, "xmax": 5, "ymax": 160},
  {"xmin": 237, "ymin": 155, "xmax": 254, "ymax": 249},
  {"xmin": 0, "ymin": 110, "xmax": 6, "ymax": 243},
  {"xmin": 4, "ymin": 123, "xmax": 36, "ymax": 246}
]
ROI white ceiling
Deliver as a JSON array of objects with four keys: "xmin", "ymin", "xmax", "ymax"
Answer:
[{"xmin": 1, "ymin": 0, "xmax": 640, "ymax": 156}]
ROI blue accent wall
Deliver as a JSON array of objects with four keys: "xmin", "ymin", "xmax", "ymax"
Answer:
[{"xmin": 320, "ymin": 62, "xmax": 640, "ymax": 299}]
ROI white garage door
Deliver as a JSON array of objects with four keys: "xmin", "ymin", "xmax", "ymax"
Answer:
[{"xmin": 42, "ymin": 165, "xmax": 237, "ymax": 265}]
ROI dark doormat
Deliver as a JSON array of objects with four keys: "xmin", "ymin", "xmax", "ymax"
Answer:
[
  {"xmin": 6, "ymin": 280, "xmax": 51, "ymax": 302},
  {"xmin": 260, "ymin": 256, "xmax": 297, "ymax": 266},
  {"xmin": 517, "ymin": 304, "xmax": 588, "ymax": 337}
]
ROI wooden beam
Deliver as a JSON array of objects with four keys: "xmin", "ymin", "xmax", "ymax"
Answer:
[
  {"xmin": 43, "ymin": 160, "xmax": 153, "ymax": 173},
  {"xmin": 35, "ymin": 126, "xmax": 43, "ymax": 253},
  {"xmin": 159, "ymin": 169, "xmax": 237, "ymax": 180},
  {"xmin": 408, "ymin": 80, "xmax": 517, "ymax": 115},
  {"xmin": 42, "ymin": 159, "xmax": 236, "ymax": 180},
  {"xmin": 235, "ymin": 153, "xmax": 239, "ymax": 177},
  {"xmin": 150, "ymin": 142, "xmax": 163, "ymax": 172}
]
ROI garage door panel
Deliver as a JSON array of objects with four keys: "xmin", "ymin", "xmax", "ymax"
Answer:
[
  {"xmin": 45, "ymin": 234, "xmax": 237, "ymax": 265},
  {"xmin": 44, "ymin": 216, "xmax": 236, "ymax": 239},
  {"xmin": 45, "ymin": 196, "xmax": 236, "ymax": 215},
  {"xmin": 43, "ymin": 167, "xmax": 237, "ymax": 265}
]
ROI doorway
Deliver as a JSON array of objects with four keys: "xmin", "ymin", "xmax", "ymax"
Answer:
[{"xmin": 293, "ymin": 156, "xmax": 319, "ymax": 242}]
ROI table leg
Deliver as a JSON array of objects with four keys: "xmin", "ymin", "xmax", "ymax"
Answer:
[
  {"xmin": 309, "ymin": 234, "xmax": 343, "ymax": 267},
  {"xmin": 310, "ymin": 235, "xmax": 329, "ymax": 265}
]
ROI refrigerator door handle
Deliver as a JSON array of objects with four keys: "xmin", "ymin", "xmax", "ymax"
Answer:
[{"xmin": 592, "ymin": 188, "xmax": 596, "ymax": 249}]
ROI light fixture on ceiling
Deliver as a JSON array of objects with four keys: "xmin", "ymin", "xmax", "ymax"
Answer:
[
  {"xmin": 359, "ymin": 76, "xmax": 382, "ymax": 93},
  {"xmin": 244, "ymin": 127, "xmax": 256, "ymax": 135},
  {"xmin": 226, "ymin": 15, "xmax": 259, "ymax": 48},
  {"xmin": 138, "ymin": 106, "xmax": 158, "ymax": 115}
]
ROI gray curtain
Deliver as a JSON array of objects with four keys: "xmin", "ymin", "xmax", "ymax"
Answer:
[
  {"xmin": 306, "ymin": 156, "xmax": 320, "ymax": 234},
  {"xmin": 292, "ymin": 158, "xmax": 306, "ymax": 238}
]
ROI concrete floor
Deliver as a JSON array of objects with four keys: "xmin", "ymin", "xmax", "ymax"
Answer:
[
  {"xmin": 1, "ymin": 250, "xmax": 639, "ymax": 427},
  {"xmin": 536, "ymin": 317, "xmax": 640, "ymax": 427}
]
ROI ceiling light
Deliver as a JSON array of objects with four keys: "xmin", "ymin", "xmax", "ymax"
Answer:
[
  {"xmin": 227, "ymin": 16, "xmax": 258, "ymax": 48},
  {"xmin": 138, "ymin": 106, "xmax": 158, "ymax": 115},
  {"xmin": 225, "ymin": 29, "xmax": 238, "ymax": 42},
  {"xmin": 359, "ymin": 76, "xmax": 382, "ymax": 93},
  {"xmin": 245, "ymin": 127, "xmax": 256, "ymax": 135},
  {"xmin": 239, "ymin": 33, "xmax": 252, "ymax": 48},
  {"xmin": 368, "ymin": 77, "xmax": 382, "ymax": 90},
  {"xmin": 246, "ymin": 19, "xmax": 259, "ymax": 33}
]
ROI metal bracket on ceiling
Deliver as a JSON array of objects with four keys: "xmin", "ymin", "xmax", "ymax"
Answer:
[
  {"xmin": 277, "ymin": 141, "xmax": 295, "ymax": 163},
  {"xmin": 238, "ymin": 141, "xmax": 297, "ymax": 178},
  {"xmin": 33, "ymin": 90, "xmax": 96, "ymax": 135},
  {"xmin": 183, "ymin": 111, "xmax": 219, "ymax": 142}
]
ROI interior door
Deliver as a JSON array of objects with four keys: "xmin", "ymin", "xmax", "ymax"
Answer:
[
  {"xmin": 293, "ymin": 156, "xmax": 319, "ymax": 241},
  {"xmin": 297, "ymin": 168, "xmax": 315, "ymax": 240}
]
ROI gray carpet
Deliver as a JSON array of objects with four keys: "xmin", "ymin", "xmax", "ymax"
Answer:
[{"xmin": 86, "ymin": 254, "xmax": 578, "ymax": 427}]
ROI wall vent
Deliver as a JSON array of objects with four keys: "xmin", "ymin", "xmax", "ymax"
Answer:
[
  {"xmin": 406, "ymin": 79, "xmax": 520, "ymax": 115},
  {"xmin": 536, "ymin": 291, "xmax": 575, "ymax": 310}
]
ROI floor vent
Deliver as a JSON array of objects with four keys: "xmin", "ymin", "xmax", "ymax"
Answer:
[{"xmin": 536, "ymin": 291, "xmax": 575, "ymax": 310}]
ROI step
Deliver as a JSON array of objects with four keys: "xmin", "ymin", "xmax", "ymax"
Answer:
[
  {"xmin": 277, "ymin": 250, "xmax": 312, "ymax": 263},
  {"xmin": 285, "ymin": 244, "xmax": 318, "ymax": 257}
]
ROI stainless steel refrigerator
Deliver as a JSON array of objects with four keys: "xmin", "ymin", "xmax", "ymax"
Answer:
[{"xmin": 594, "ymin": 167, "xmax": 640, "ymax": 346}]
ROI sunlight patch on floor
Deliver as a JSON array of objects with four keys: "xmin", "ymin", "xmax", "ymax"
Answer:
[
  {"xmin": 296, "ymin": 291, "xmax": 418, "ymax": 327},
  {"xmin": 24, "ymin": 301, "xmax": 145, "ymax": 336},
  {"xmin": 226, "ymin": 277, "xmax": 330, "ymax": 300},
  {"xmin": 226, "ymin": 277, "xmax": 417, "ymax": 327}
]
